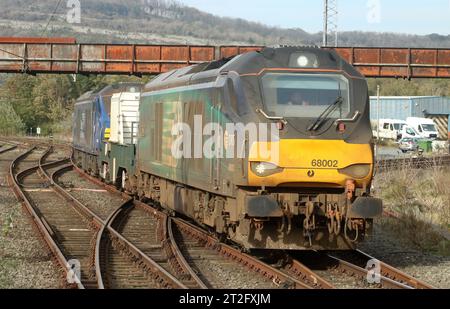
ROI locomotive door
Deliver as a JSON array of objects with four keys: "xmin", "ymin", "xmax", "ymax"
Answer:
[{"xmin": 210, "ymin": 104, "xmax": 222, "ymax": 191}]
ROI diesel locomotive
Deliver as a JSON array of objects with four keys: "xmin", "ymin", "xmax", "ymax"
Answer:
[
  {"xmin": 73, "ymin": 47, "xmax": 383, "ymax": 251},
  {"xmin": 73, "ymin": 83, "xmax": 142, "ymax": 173}
]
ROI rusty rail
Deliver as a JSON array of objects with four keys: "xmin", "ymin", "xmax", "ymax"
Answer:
[
  {"xmin": 50, "ymin": 162, "xmax": 187, "ymax": 289},
  {"xmin": 8, "ymin": 146, "xmax": 84, "ymax": 289},
  {"xmin": 8, "ymin": 143, "xmax": 187, "ymax": 289},
  {"xmin": 67, "ymin": 146, "xmax": 439, "ymax": 290},
  {"xmin": 323, "ymin": 252, "xmax": 413, "ymax": 289},
  {"xmin": 171, "ymin": 217, "xmax": 312, "ymax": 289},
  {"xmin": 166, "ymin": 217, "xmax": 209, "ymax": 289},
  {"xmin": 69, "ymin": 147, "xmax": 319, "ymax": 289},
  {"xmin": 102, "ymin": 202, "xmax": 187, "ymax": 289},
  {"xmin": 0, "ymin": 38, "xmax": 449, "ymax": 78},
  {"xmin": 283, "ymin": 258, "xmax": 335, "ymax": 289},
  {"xmin": 355, "ymin": 250, "xmax": 434, "ymax": 289},
  {"xmin": 0, "ymin": 145, "xmax": 17, "ymax": 154}
]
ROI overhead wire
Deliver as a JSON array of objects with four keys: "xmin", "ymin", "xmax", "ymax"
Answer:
[{"xmin": 42, "ymin": 0, "xmax": 64, "ymax": 36}]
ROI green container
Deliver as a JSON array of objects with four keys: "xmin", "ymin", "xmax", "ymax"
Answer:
[{"xmin": 418, "ymin": 140, "xmax": 433, "ymax": 153}]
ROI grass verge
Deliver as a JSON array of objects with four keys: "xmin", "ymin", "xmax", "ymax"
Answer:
[{"xmin": 374, "ymin": 162, "xmax": 450, "ymax": 256}]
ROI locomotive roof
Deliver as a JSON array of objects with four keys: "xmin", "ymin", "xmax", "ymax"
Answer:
[{"xmin": 144, "ymin": 47, "xmax": 363, "ymax": 92}]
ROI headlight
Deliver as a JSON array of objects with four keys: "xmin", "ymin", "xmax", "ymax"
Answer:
[
  {"xmin": 289, "ymin": 52, "xmax": 319, "ymax": 68},
  {"xmin": 338, "ymin": 164, "xmax": 371, "ymax": 179},
  {"xmin": 251, "ymin": 162, "xmax": 284, "ymax": 177},
  {"xmin": 297, "ymin": 55, "xmax": 309, "ymax": 67}
]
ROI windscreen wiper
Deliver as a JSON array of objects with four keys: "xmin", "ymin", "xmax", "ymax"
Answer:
[{"xmin": 307, "ymin": 96, "xmax": 343, "ymax": 132}]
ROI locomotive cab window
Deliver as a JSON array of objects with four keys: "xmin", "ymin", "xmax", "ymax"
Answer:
[{"xmin": 261, "ymin": 73, "xmax": 350, "ymax": 119}]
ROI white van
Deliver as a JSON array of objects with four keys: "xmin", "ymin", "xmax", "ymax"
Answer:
[
  {"xmin": 398, "ymin": 125, "xmax": 420, "ymax": 140},
  {"xmin": 406, "ymin": 117, "xmax": 439, "ymax": 139},
  {"xmin": 372, "ymin": 119, "xmax": 407, "ymax": 140}
]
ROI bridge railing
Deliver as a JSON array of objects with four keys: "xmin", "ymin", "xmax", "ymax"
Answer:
[{"xmin": 0, "ymin": 38, "xmax": 449, "ymax": 77}]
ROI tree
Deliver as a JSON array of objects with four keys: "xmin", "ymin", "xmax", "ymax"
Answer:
[
  {"xmin": 2, "ymin": 75, "xmax": 37, "ymax": 128},
  {"xmin": 0, "ymin": 73, "xmax": 148, "ymax": 136},
  {"xmin": 367, "ymin": 79, "xmax": 450, "ymax": 97},
  {"xmin": 31, "ymin": 76, "xmax": 76, "ymax": 127},
  {"xmin": 0, "ymin": 101, "xmax": 25, "ymax": 135}
]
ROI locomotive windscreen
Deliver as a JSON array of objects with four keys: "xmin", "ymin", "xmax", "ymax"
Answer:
[{"xmin": 261, "ymin": 73, "xmax": 350, "ymax": 119}]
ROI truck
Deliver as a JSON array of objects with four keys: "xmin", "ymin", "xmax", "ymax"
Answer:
[{"xmin": 406, "ymin": 117, "xmax": 439, "ymax": 140}]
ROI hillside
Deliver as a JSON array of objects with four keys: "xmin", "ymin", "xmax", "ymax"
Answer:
[
  {"xmin": 0, "ymin": 0, "xmax": 449, "ymax": 47},
  {"xmin": 1, "ymin": 1, "xmax": 449, "ymax": 137}
]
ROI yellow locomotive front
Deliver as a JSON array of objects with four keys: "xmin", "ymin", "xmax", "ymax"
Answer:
[
  {"xmin": 248, "ymin": 68, "xmax": 373, "ymax": 188},
  {"xmin": 226, "ymin": 48, "xmax": 382, "ymax": 250},
  {"xmin": 248, "ymin": 139, "xmax": 373, "ymax": 188}
]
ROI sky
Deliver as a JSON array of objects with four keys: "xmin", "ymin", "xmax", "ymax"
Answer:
[{"xmin": 180, "ymin": 0, "xmax": 450, "ymax": 35}]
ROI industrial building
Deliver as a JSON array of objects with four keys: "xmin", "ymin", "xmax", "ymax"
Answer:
[{"xmin": 370, "ymin": 96, "xmax": 450, "ymax": 140}]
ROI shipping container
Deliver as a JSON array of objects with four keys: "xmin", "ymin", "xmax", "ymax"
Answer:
[{"xmin": 110, "ymin": 92, "xmax": 141, "ymax": 145}]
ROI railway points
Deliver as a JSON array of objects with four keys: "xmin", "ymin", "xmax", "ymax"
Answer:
[{"xmin": 1, "ymin": 138, "xmax": 439, "ymax": 289}]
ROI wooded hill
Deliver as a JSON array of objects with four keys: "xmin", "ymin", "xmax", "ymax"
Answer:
[{"xmin": 0, "ymin": 0, "xmax": 449, "ymax": 47}]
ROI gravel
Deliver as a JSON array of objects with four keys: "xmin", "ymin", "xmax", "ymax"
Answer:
[
  {"xmin": 311, "ymin": 269, "xmax": 373, "ymax": 289},
  {"xmin": 358, "ymin": 219, "xmax": 450, "ymax": 289},
  {"xmin": 174, "ymin": 226, "xmax": 278, "ymax": 289},
  {"xmin": 56, "ymin": 170, "xmax": 128, "ymax": 220},
  {"xmin": 0, "ymin": 149, "xmax": 61, "ymax": 288},
  {"xmin": 191, "ymin": 258, "xmax": 278, "ymax": 289}
]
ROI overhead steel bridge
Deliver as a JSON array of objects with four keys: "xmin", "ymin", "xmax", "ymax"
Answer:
[{"xmin": 0, "ymin": 37, "xmax": 449, "ymax": 78}]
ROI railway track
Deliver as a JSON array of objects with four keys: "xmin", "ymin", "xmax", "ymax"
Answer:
[
  {"xmin": 9, "ymin": 146, "xmax": 186, "ymax": 289},
  {"xmin": 8, "ymin": 146, "xmax": 84, "ymax": 288},
  {"xmin": 0, "ymin": 136, "xmax": 70, "ymax": 150},
  {"xmin": 98, "ymin": 201, "xmax": 194, "ymax": 289},
  {"xmin": 49, "ymin": 160, "xmax": 189, "ymax": 289},
  {"xmin": 10, "ymin": 147, "xmax": 98, "ymax": 288},
  {"xmin": 75, "ymin": 171, "xmax": 314, "ymax": 289},
  {"xmin": 170, "ymin": 217, "xmax": 312, "ymax": 289},
  {"xmin": 69, "ymin": 157, "xmax": 320, "ymax": 289},
  {"xmin": 0, "ymin": 138, "xmax": 24, "ymax": 149},
  {"xmin": 0, "ymin": 142, "xmax": 17, "ymax": 154},
  {"xmin": 50, "ymin": 156, "xmax": 192, "ymax": 289},
  {"xmin": 4, "ymin": 141, "xmax": 439, "ymax": 289},
  {"xmin": 68, "ymin": 147, "xmax": 438, "ymax": 290},
  {"xmin": 351, "ymin": 250, "xmax": 434, "ymax": 289},
  {"xmin": 97, "ymin": 203, "xmax": 186, "ymax": 289},
  {"xmin": 53, "ymin": 166, "xmax": 128, "ymax": 221},
  {"xmin": 290, "ymin": 250, "xmax": 434, "ymax": 289}
]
